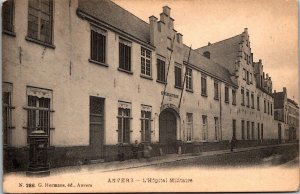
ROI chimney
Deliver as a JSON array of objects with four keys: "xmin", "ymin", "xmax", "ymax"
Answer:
[
  {"xmin": 208, "ymin": 42, "xmax": 211, "ymax": 46},
  {"xmin": 203, "ymin": 51, "xmax": 210, "ymax": 59},
  {"xmin": 266, "ymin": 73, "xmax": 269, "ymax": 79},
  {"xmin": 176, "ymin": 33, "xmax": 183, "ymax": 44},
  {"xmin": 163, "ymin": 6, "xmax": 171, "ymax": 16},
  {"xmin": 259, "ymin": 59, "xmax": 262, "ymax": 64},
  {"xmin": 283, "ymin": 87, "xmax": 287, "ymax": 94},
  {"xmin": 149, "ymin": 15, "xmax": 158, "ymax": 45},
  {"xmin": 244, "ymin": 28, "xmax": 248, "ymax": 33},
  {"xmin": 274, "ymin": 90, "xmax": 276, "ymax": 93}
]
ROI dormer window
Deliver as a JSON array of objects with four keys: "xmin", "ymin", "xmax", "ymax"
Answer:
[{"xmin": 203, "ymin": 51, "xmax": 210, "ymax": 59}]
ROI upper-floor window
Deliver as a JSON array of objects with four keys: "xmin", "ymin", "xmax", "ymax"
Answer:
[
  {"xmin": 246, "ymin": 90, "xmax": 250, "ymax": 107},
  {"xmin": 214, "ymin": 81, "xmax": 219, "ymax": 100},
  {"xmin": 119, "ymin": 38, "xmax": 132, "ymax": 72},
  {"xmin": 28, "ymin": 0, "xmax": 53, "ymax": 44},
  {"xmin": 250, "ymin": 73, "xmax": 253, "ymax": 84},
  {"xmin": 186, "ymin": 113, "xmax": 193, "ymax": 142},
  {"xmin": 90, "ymin": 26, "xmax": 106, "ymax": 64},
  {"xmin": 174, "ymin": 63, "xmax": 182, "ymax": 88},
  {"xmin": 251, "ymin": 93, "xmax": 254, "ymax": 109},
  {"xmin": 257, "ymin": 96, "xmax": 260, "ymax": 111},
  {"xmin": 246, "ymin": 71, "xmax": 249, "ymax": 84},
  {"xmin": 267, "ymin": 101, "xmax": 270, "ymax": 114},
  {"xmin": 232, "ymin": 89, "xmax": 236, "ymax": 105},
  {"xmin": 167, "ymin": 37, "xmax": 172, "ymax": 50},
  {"xmin": 241, "ymin": 88, "xmax": 245, "ymax": 106},
  {"xmin": 201, "ymin": 76, "xmax": 207, "ymax": 96},
  {"xmin": 264, "ymin": 99, "xmax": 266, "ymax": 113},
  {"xmin": 2, "ymin": 0, "xmax": 14, "ymax": 34},
  {"xmin": 157, "ymin": 57, "xmax": 166, "ymax": 83},
  {"xmin": 186, "ymin": 67, "xmax": 193, "ymax": 91},
  {"xmin": 141, "ymin": 47, "xmax": 151, "ymax": 77},
  {"xmin": 243, "ymin": 68, "xmax": 246, "ymax": 80},
  {"xmin": 271, "ymin": 103, "xmax": 273, "ymax": 115},
  {"xmin": 225, "ymin": 85, "xmax": 229, "ymax": 103}
]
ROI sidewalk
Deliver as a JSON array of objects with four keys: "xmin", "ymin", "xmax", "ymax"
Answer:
[
  {"xmin": 5, "ymin": 142, "xmax": 297, "ymax": 177},
  {"xmin": 48, "ymin": 142, "xmax": 297, "ymax": 176}
]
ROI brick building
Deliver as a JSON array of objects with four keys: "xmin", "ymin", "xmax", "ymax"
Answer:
[{"xmin": 2, "ymin": 0, "xmax": 291, "ymax": 171}]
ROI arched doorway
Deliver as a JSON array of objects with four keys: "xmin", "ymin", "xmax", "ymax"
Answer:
[{"xmin": 159, "ymin": 109, "xmax": 178, "ymax": 154}]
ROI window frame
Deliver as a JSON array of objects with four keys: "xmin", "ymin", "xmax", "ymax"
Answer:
[
  {"xmin": 185, "ymin": 67, "xmax": 193, "ymax": 92},
  {"xmin": 26, "ymin": 0, "xmax": 54, "ymax": 48},
  {"xmin": 140, "ymin": 106, "xmax": 152, "ymax": 143},
  {"xmin": 232, "ymin": 89, "xmax": 236, "ymax": 105},
  {"xmin": 224, "ymin": 85, "xmax": 229, "ymax": 103},
  {"xmin": 201, "ymin": 76, "xmax": 207, "ymax": 97},
  {"xmin": 117, "ymin": 102, "xmax": 132, "ymax": 144},
  {"xmin": 89, "ymin": 26, "xmax": 107, "ymax": 66},
  {"xmin": 202, "ymin": 115, "xmax": 208, "ymax": 141},
  {"xmin": 140, "ymin": 47, "xmax": 152, "ymax": 78},
  {"xmin": 214, "ymin": 81, "xmax": 219, "ymax": 100},
  {"xmin": 241, "ymin": 88, "xmax": 245, "ymax": 106},
  {"xmin": 156, "ymin": 56, "xmax": 166, "ymax": 83},
  {"xmin": 186, "ymin": 113, "xmax": 193, "ymax": 142},
  {"xmin": 174, "ymin": 63, "xmax": 182, "ymax": 88},
  {"xmin": 2, "ymin": 0, "xmax": 15, "ymax": 36}
]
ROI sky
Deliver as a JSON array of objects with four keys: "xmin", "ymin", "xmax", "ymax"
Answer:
[{"xmin": 112, "ymin": 0, "xmax": 298, "ymax": 101}]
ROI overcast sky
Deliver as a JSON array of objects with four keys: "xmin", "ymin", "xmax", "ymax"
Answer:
[{"xmin": 112, "ymin": 0, "xmax": 298, "ymax": 101}]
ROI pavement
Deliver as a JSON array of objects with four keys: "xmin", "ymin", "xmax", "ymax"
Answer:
[
  {"xmin": 5, "ymin": 142, "xmax": 298, "ymax": 177},
  {"xmin": 48, "ymin": 142, "xmax": 298, "ymax": 175}
]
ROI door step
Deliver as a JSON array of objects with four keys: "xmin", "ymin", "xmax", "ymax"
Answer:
[{"xmin": 89, "ymin": 159, "xmax": 105, "ymax": 164}]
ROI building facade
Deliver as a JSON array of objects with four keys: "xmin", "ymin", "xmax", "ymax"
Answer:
[
  {"xmin": 287, "ymin": 99, "xmax": 299, "ymax": 141},
  {"xmin": 2, "ymin": 0, "xmax": 291, "ymax": 171}
]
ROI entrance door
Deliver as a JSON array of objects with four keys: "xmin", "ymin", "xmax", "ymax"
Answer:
[
  {"xmin": 89, "ymin": 96, "xmax": 104, "ymax": 158},
  {"xmin": 159, "ymin": 110, "xmax": 177, "ymax": 154}
]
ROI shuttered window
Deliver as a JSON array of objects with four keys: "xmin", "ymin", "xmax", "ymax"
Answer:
[
  {"xmin": 157, "ymin": 58, "xmax": 166, "ymax": 82},
  {"xmin": 119, "ymin": 39, "xmax": 132, "ymax": 72},
  {"xmin": 91, "ymin": 27, "xmax": 106, "ymax": 63}
]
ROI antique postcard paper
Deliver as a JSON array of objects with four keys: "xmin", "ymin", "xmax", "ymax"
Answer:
[{"xmin": 2, "ymin": 0, "xmax": 299, "ymax": 192}]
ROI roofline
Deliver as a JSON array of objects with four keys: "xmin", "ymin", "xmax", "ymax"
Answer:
[
  {"xmin": 196, "ymin": 33, "xmax": 242, "ymax": 50},
  {"xmin": 76, "ymin": 9, "xmax": 155, "ymax": 50},
  {"xmin": 287, "ymin": 98, "xmax": 299, "ymax": 107}
]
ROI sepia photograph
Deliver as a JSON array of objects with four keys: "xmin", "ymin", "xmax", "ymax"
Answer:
[{"xmin": 2, "ymin": 0, "xmax": 299, "ymax": 192}]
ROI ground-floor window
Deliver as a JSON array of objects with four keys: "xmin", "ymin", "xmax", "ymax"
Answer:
[
  {"xmin": 257, "ymin": 123, "xmax": 260, "ymax": 139},
  {"xmin": 214, "ymin": 117, "xmax": 219, "ymax": 140},
  {"xmin": 117, "ymin": 101, "xmax": 131, "ymax": 144},
  {"xmin": 232, "ymin": 119, "xmax": 236, "ymax": 138},
  {"xmin": 141, "ymin": 105, "xmax": 152, "ymax": 142},
  {"xmin": 186, "ymin": 113, "xmax": 193, "ymax": 142},
  {"xmin": 246, "ymin": 121, "xmax": 250, "ymax": 140},
  {"xmin": 261, "ymin": 123, "xmax": 264, "ymax": 140},
  {"xmin": 241, "ymin": 120, "xmax": 245, "ymax": 140},
  {"xmin": 25, "ymin": 87, "xmax": 53, "ymax": 143},
  {"xmin": 202, "ymin": 115, "xmax": 208, "ymax": 140},
  {"xmin": 3, "ymin": 82, "xmax": 14, "ymax": 146},
  {"xmin": 251, "ymin": 122, "xmax": 255, "ymax": 140}
]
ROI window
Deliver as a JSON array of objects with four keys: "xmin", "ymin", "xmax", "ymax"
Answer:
[
  {"xmin": 232, "ymin": 89, "xmax": 236, "ymax": 105},
  {"xmin": 246, "ymin": 121, "xmax": 250, "ymax": 140},
  {"xmin": 246, "ymin": 71, "xmax": 249, "ymax": 84},
  {"xmin": 90, "ymin": 27, "xmax": 106, "ymax": 64},
  {"xmin": 2, "ymin": 0, "xmax": 14, "ymax": 33},
  {"xmin": 174, "ymin": 64, "xmax": 182, "ymax": 88},
  {"xmin": 243, "ymin": 69, "xmax": 246, "ymax": 80},
  {"xmin": 257, "ymin": 96, "xmax": 260, "ymax": 110},
  {"xmin": 3, "ymin": 83, "xmax": 14, "ymax": 146},
  {"xmin": 202, "ymin": 115, "xmax": 208, "ymax": 140},
  {"xmin": 257, "ymin": 123, "xmax": 260, "ymax": 140},
  {"xmin": 141, "ymin": 47, "xmax": 151, "ymax": 77},
  {"xmin": 241, "ymin": 120, "xmax": 245, "ymax": 140},
  {"xmin": 267, "ymin": 101, "xmax": 270, "ymax": 114},
  {"xmin": 271, "ymin": 103, "xmax": 273, "ymax": 115},
  {"xmin": 251, "ymin": 122, "xmax": 255, "ymax": 140},
  {"xmin": 26, "ymin": 87, "xmax": 53, "ymax": 143},
  {"xmin": 232, "ymin": 119, "xmax": 236, "ymax": 139},
  {"xmin": 250, "ymin": 73, "xmax": 253, "ymax": 84},
  {"xmin": 141, "ymin": 105, "xmax": 152, "ymax": 142},
  {"xmin": 261, "ymin": 124, "xmax": 264, "ymax": 140},
  {"xmin": 246, "ymin": 90, "xmax": 249, "ymax": 107},
  {"xmin": 117, "ymin": 102, "xmax": 131, "ymax": 144},
  {"xmin": 241, "ymin": 88, "xmax": 245, "ymax": 106},
  {"xmin": 157, "ymin": 57, "xmax": 166, "ymax": 82},
  {"xmin": 167, "ymin": 37, "xmax": 172, "ymax": 49},
  {"xmin": 214, "ymin": 117, "xmax": 219, "ymax": 140},
  {"xmin": 264, "ymin": 99, "xmax": 266, "ymax": 113},
  {"xmin": 201, "ymin": 76, "xmax": 207, "ymax": 96},
  {"xmin": 214, "ymin": 81, "xmax": 219, "ymax": 100},
  {"xmin": 28, "ymin": 0, "xmax": 53, "ymax": 44},
  {"xmin": 251, "ymin": 93, "xmax": 254, "ymax": 109},
  {"xmin": 186, "ymin": 67, "xmax": 193, "ymax": 91},
  {"xmin": 186, "ymin": 113, "xmax": 193, "ymax": 142},
  {"xmin": 119, "ymin": 38, "xmax": 132, "ymax": 72},
  {"xmin": 225, "ymin": 85, "xmax": 229, "ymax": 103}
]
